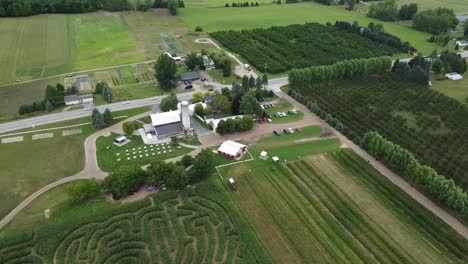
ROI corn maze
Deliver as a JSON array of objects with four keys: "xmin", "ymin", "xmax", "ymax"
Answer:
[{"xmin": 1, "ymin": 184, "xmax": 271, "ymax": 264}]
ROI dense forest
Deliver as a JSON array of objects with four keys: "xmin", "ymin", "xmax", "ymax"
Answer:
[
  {"xmin": 211, "ymin": 23, "xmax": 404, "ymax": 73},
  {"xmin": 0, "ymin": 0, "xmax": 132, "ymax": 16}
]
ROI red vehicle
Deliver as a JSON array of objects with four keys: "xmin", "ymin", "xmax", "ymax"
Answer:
[
  {"xmin": 295, "ymin": 127, "xmax": 302, "ymax": 132},
  {"xmin": 208, "ymin": 88, "xmax": 214, "ymax": 92}
]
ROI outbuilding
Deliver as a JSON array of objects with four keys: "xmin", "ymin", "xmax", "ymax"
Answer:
[
  {"xmin": 64, "ymin": 94, "xmax": 94, "ymax": 105},
  {"xmin": 180, "ymin": 72, "xmax": 200, "ymax": 82},
  {"xmin": 217, "ymin": 141, "xmax": 247, "ymax": 159},
  {"xmin": 114, "ymin": 135, "xmax": 127, "ymax": 144},
  {"xmin": 445, "ymin": 72, "xmax": 463, "ymax": 80},
  {"xmin": 455, "ymin": 40, "xmax": 468, "ymax": 48}
]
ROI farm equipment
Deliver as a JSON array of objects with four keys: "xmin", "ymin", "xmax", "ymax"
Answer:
[{"xmin": 228, "ymin": 177, "xmax": 238, "ymax": 191}]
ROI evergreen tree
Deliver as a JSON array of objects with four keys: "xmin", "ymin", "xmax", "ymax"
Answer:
[
  {"xmin": 91, "ymin": 108, "xmax": 104, "ymax": 129},
  {"xmin": 155, "ymin": 54, "xmax": 177, "ymax": 90},
  {"xmin": 44, "ymin": 85, "xmax": 58, "ymax": 105},
  {"xmin": 46, "ymin": 100, "xmax": 54, "ymax": 112},
  {"xmin": 103, "ymin": 108, "xmax": 113, "ymax": 126},
  {"xmin": 168, "ymin": 0, "xmax": 178, "ymax": 15},
  {"xmin": 248, "ymin": 75, "xmax": 256, "ymax": 89},
  {"xmin": 102, "ymin": 86, "xmax": 113, "ymax": 103}
]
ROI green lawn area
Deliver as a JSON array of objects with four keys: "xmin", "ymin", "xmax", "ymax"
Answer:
[
  {"xmin": 181, "ymin": 1, "xmax": 437, "ymax": 54},
  {"xmin": 432, "ymin": 73, "xmax": 468, "ymax": 105},
  {"xmin": 73, "ymin": 13, "xmax": 146, "ymax": 70},
  {"xmin": 68, "ymin": 105, "xmax": 84, "ymax": 111},
  {"xmin": 206, "ymin": 69, "xmax": 241, "ymax": 85},
  {"xmin": 398, "ymin": 0, "xmax": 468, "ymax": 13},
  {"xmin": 96, "ymin": 133, "xmax": 193, "ymax": 172},
  {"xmin": 263, "ymin": 101, "xmax": 304, "ymax": 124},
  {"xmin": 120, "ymin": 66, "xmax": 137, "ymax": 84},
  {"xmin": 0, "ymin": 107, "xmax": 148, "ymax": 219},
  {"xmin": 94, "ymin": 83, "xmax": 162, "ymax": 105},
  {"xmin": 178, "ymin": 135, "xmax": 202, "ymax": 146},
  {"xmin": 257, "ymin": 125, "xmax": 323, "ymax": 146}
]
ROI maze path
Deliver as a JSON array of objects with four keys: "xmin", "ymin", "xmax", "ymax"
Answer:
[{"xmin": 43, "ymin": 193, "xmax": 241, "ymax": 264}]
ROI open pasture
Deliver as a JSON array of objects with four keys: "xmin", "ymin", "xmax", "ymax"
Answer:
[
  {"xmin": 181, "ymin": 1, "xmax": 437, "ymax": 54},
  {"xmin": 220, "ymin": 144, "xmax": 468, "ymax": 263},
  {"xmin": 293, "ymin": 73, "xmax": 468, "ymax": 189},
  {"xmin": 0, "ymin": 180, "xmax": 271, "ymax": 263},
  {"xmin": 398, "ymin": 0, "xmax": 468, "ymax": 14}
]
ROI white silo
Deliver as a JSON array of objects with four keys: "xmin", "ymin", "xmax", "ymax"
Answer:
[{"xmin": 181, "ymin": 100, "xmax": 191, "ymax": 130}]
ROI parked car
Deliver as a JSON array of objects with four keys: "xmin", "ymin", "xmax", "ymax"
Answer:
[
  {"xmin": 260, "ymin": 105, "xmax": 265, "ymax": 109},
  {"xmin": 208, "ymin": 88, "xmax": 214, "ymax": 92},
  {"xmin": 287, "ymin": 128, "xmax": 294, "ymax": 133},
  {"xmin": 185, "ymin": 85, "xmax": 193, "ymax": 89},
  {"xmin": 295, "ymin": 127, "xmax": 301, "ymax": 132},
  {"xmin": 274, "ymin": 130, "xmax": 281, "ymax": 136},
  {"xmin": 267, "ymin": 118, "xmax": 272, "ymax": 123},
  {"xmin": 267, "ymin": 115, "xmax": 273, "ymax": 119},
  {"xmin": 283, "ymin": 128, "xmax": 290, "ymax": 134}
]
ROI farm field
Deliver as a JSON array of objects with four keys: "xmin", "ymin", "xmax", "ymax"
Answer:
[
  {"xmin": 96, "ymin": 133, "xmax": 193, "ymax": 172},
  {"xmin": 0, "ymin": 178, "xmax": 272, "ymax": 264},
  {"xmin": 0, "ymin": 107, "xmax": 148, "ymax": 220},
  {"xmin": 398, "ymin": 0, "xmax": 468, "ymax": 13},
  {"xmin": 181, "ymin": 1, "xmax": 437, "ymax": 54},
  {"xmin": 211, "ymin": 23, "xmax": 403, "ymax": 73},
  {"xmin": 220, "ymin": 141, "xmax": 468, "ymax": 263},
  {"xmin": 432, "ymin": 72, "xmax": 468, "ymax": 105},
  {"xmin": 293, "ymin": 73, "xmax": 468, "ymax": 189}
]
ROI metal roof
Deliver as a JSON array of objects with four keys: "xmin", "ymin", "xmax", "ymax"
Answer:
[
  {"xmin": 217, "ymin": 141, "xmax": 247, "ymax": 156},
  {"xmin": 150, "ymin": 111, "xmax": 181, "ymax": 126},
  {"xmin": 155, "ymin": 122, "xmax": 184, "ymax": 137},
  {"xmin": 180, "ymin": 72, "xmax": 200, "ymax": 81}
]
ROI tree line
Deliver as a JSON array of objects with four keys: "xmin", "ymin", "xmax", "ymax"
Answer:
[
  {"xmin": 18, "ymin": 83, "xmax": 68, "ymax": 115},
  {"xmin": 216, "ymin": 115, "xmax": 254, "ymax": 134},
  {"xmin": 333, "ymin": 21, "xmax": 416, "ymax": 54},
  {"xmin": 225, "ymin": 2, "xmax": 259, "ymax": 7},
  {"xmin": 288, "ymin": 56, "xmax": 392, "ymax": 90},
  {"xmin": 0, "ymin": 0, "xmax": 131, "ymax": 17},
  {"xmin": 412, "ymin": 7, "xmax": 459, "ymax": 35},
  {"xmin": 367, "ymin": 0, "xmax": 418, "ymax": 22},
  {"xmin": 362, "ymin": 131, "xmax": 468, "ymax": 221},
  {"xmin": 392, "ymin": 55, "xmax": 431, "ymax": 86}
]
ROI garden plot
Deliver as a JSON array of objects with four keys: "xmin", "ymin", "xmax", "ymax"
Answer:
[
  {"xmin": 32, "ymin": 133, "xmax": 54, "ymax": 140},
  {"xmin": 94, "ymin": 70, "xmax": 121, "ymax": 87},
  {"xmin": 63, "ymin": 75, "xmax": 92, "ymax": 91},
  {"xmin": 160, "ymin": 32, "xmax": 189, "ymax": 56}
]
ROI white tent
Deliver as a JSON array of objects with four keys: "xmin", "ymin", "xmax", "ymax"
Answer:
[
  {"xmin": 217, "ymin": 141, "xmax": 247, "ymax": 158},
  {"xmin": 445, "ymin": 72, "xmax": 463, "ymax": 81}
]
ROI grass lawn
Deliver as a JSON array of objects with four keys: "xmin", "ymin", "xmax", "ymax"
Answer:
[
  {"xmin": 96, "ymin": 133, "xmax": 193, "ymax": 171},
  {"xmin": 181, "ymin": 1, "xmax": 437, "ymax": 54},
  {"xmin": 178, "ymin": 135, "xmax": 202, "ymax": 146},
  {"xmin": 432, "ymin": 73, "xmax": 468, "ymax": 105},
  {"xmin": 263, "ymin": 101, "xmax": 304, "ymax": 124},
  {"xmin": 398, "ymin": 0, "xmax": 468, "ymax": 13},
  {"xmin": 73, "ymin": 13, "xmax": 146, "ymax": 70},
  {"xmin": 67, "ymin": 105, "xmax": 84, "ymax": 111},
  {"xmin": 206, "ymin": 69, "xmax": 241, "ymax": 85},
  {"xmin": 0, "ymin": 107, "xmax": 149, "ymax": 219},
  {"xmin": 257, "ymin": 125, "xmax": 323, "ymax": 146},
  {"xmin": 94, "ymin": 82, "xmax": 162, "ymax": 105},
  {"xmin": 280, "ymin": 85, "xmax": 291, "ymax": 94}
]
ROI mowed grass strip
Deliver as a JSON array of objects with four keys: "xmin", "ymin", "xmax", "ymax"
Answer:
[
  {"xmin": 288, "ymin": 160, "xmax": 415, "ymax": 263},
  {"xmin": 330, "ymin": 150, "xmax": 468, "ymax": 263}
]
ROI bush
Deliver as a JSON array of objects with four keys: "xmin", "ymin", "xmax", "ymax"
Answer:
[
  {"xmin": 195, "ymin": 26, "xmax": 203, "ymax": 32},
  {"xmin": 123, "ymin": 121, "xmax": 137, "ymax": 136},
  {"xmin": 66, "ymin": 179, "xmax": 101, "ymax": 203},
  {"xmin": 181, "ymin": 155, "xmax": 195, "ymax": 167},
  {"xmin": 412, "ymin": 8, "xmax": 458, "ymax": 34}
]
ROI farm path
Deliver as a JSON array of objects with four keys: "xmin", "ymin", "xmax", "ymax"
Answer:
[
  {"xmin": 0, "ymin": 112, "xmax": 151, "ymax": 229},
  {"xmin": 276, "ymin": 92, "xmax": 468, "ymax": 240},
  {"xmin": 195, "ymin": 38, "xmax": 257, "ymax": 78}
]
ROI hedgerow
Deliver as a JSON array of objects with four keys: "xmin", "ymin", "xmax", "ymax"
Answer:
[{"xmin": 211, "ymin": 23, "xmax": 402, "ymax": 73}]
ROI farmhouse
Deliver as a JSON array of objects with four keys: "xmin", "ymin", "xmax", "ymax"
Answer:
[
  {"xmin": 64, "ymin": 94, "xmax": 93, "ymax": 105},
  {"xmin": 181, "ymin": 72, "xmax": 200, "ymax": 82},
  {"xmin": 203, "ymin": 55, "xmax": 215, "ymax": 70},
  {"xmin": 456, "ymin": 15, "xmax": 468, "ymax": 22},
  {"xmin": 144, "ymin": 101, "xmax": 191, "ymax": 139},
  {"xmin": 217, "ymin": 141, "xmax": 247, "ymax": 159},
  {"xmin": 455, "ymin": 40, "xmax": 468, "ymax": 48}
]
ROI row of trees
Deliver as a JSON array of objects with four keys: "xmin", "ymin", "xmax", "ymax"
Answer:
[
  {"xmin": 102, "ymin": 149, "xmax": 214, "ymax": 199},
  {"xmin": 225, "ymin": 2, "xmax": 259, "ymax": 7},
  {"xmin": 412, "ymin": 8, "xmax": 459, "ymax": 35},
  {"xmin": 0, "ymin": 0, "xmax": 132, "ymax": 17},
  {"xmin": 211, "ymin": 22, "xmax": 400, "ymax": 74},
  {"xmin": 18, "ymin": 83, "xmax": 67, "ymax": 115},
  {"xmin": 288, "ymin": 56, "xmax": 392, "ymax": 89},
  {"xmin": 367, "ymin": 0, "xmax": 417, "ymax": 22},
  {"xmin": 392, "ymin": 60, "xmax": 429, "ymax": 86},
  {"xmin": 91, "ymin": 108, "xmax": 114, "ymax": 129},
  {"xmin": 333, "ymin": 21, "xmax": 416, "ymax": 53},
  {"xmin": 216, "ymin": 115, "xmax": 253, "ymax": 134},
  {"xmin": 361, "ymin": 131, "xmax": 468, "ymax": 220},
  {"xmin": 95, "ymin": 82, "xmax": 113, "ymax": 103}
]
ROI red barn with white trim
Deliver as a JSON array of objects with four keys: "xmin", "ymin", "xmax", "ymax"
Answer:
[{"xmin": 217, "ymin": 141, "xmax": 247, "ymax": 159}]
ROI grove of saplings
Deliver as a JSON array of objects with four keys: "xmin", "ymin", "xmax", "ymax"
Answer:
[
  {"xmin": 211, "ymin": 22, "xmax": 407, "ymax": 74},
  {"xmin": 288, "ymin": 57, "xmax": 467, "ymax": 219}
]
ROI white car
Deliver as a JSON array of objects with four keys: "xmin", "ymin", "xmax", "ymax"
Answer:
[{"xmin": 122, "ymin": 101, "xmax": 130, "ymax": 105}]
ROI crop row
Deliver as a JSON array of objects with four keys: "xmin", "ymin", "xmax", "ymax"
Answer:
[
  {"xmin": 211, "ymin": 23, "xmax": 400, "ymax": 73},
  {"xmin": 294, "ymin": 73, "xmax": 467, "ymax": 188}
]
